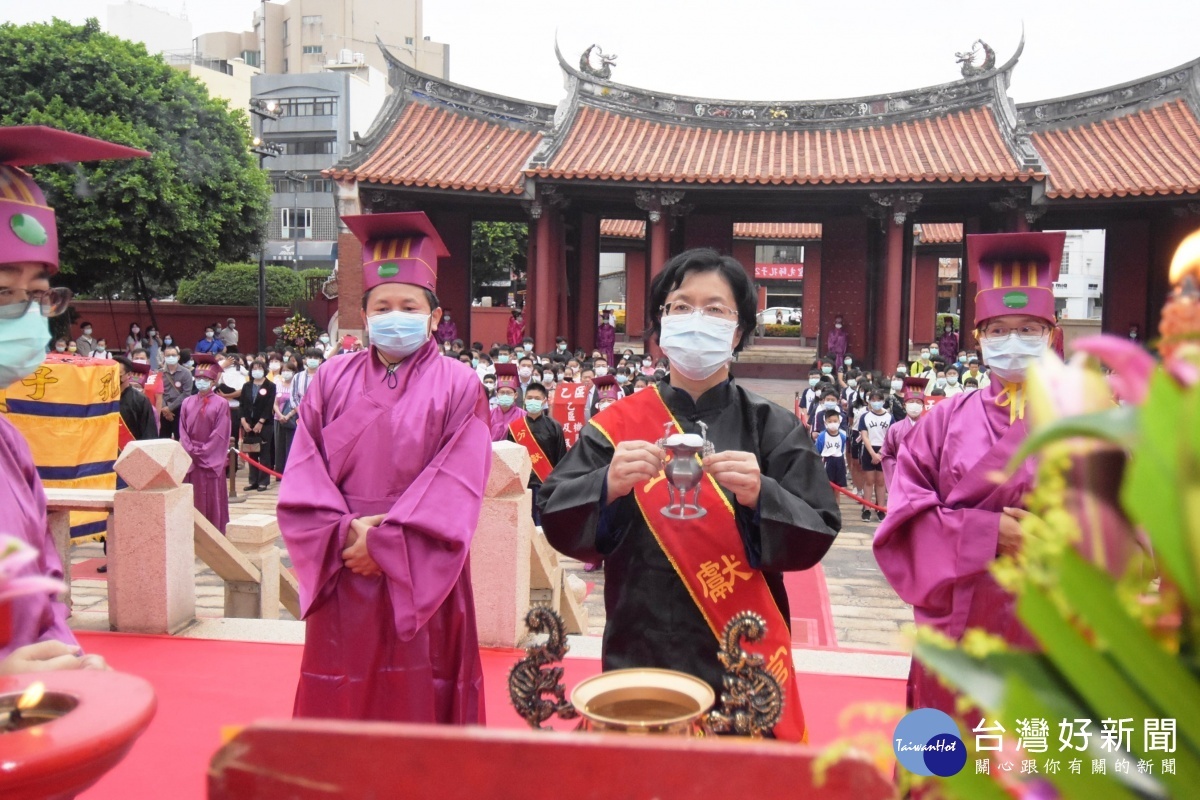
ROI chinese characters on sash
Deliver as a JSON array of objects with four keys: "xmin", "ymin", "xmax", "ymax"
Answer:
[{"xmin": 552, "ymin": 383, "xmax": 589, "ymax": 448}]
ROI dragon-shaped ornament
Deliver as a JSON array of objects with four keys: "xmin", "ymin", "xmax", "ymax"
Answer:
[
  {"xmin": 579, "ymin": 45, "xmax": 617, "ymax": 80},
  {"xmin": 955, "ymin": 39, "xmax": 996, "ymax": 78},
  {"xmin": 705, "ymin": 611, "xmax": 784, "ymax": 737},
  {"xmin": 508, "ymin": 606, "xmax": 580, "ymax": 729}
]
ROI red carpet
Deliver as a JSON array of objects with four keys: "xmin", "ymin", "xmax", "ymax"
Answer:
[
  {"xmin": 71, "ymin": 558, "xmax": 108, "ymax": 581},
  {"xmin": 76, "ymin": 631, "xmax": 903, "ymax": 800},
  {"xmin": 784, "ymin": 564, "xmax": 837, "ymax": 648}
]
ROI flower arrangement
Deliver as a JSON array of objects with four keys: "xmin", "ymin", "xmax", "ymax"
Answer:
[
  {"xmin": 280, "ymin": 312, "xmax": 320, "ymax": 348},
  {"xmin": 913, "ymin": 230, "xmax": 1200, "ymax": 798}
]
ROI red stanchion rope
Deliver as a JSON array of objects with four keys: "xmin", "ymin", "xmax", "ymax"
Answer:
[
  {"xmin": 829, "ymin": 481, "xmax": 887, "ymax": 513},
  {"xmin": 229, "ymin": 447, "xmax": 285, "ymax": 480}
]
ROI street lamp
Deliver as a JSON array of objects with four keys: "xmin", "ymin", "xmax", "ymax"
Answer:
[{"xmin": 250, "ymin": 95, "xmax": 285, "ymax": 351}]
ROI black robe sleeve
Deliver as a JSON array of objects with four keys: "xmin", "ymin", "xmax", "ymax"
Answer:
[{"xmin": 537, "ymin": 423, "xmax": 632, "ymax": 562}]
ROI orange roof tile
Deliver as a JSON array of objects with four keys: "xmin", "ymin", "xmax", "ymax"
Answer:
[
  {"xmin": 600, "ymin": 219, "xmax": 646, "ymax": 239},
  {"xmin": 733, "ymin": 223, "xmax": 822, "ymax": 240},
  {"xmin": 916, "ymin": 223, "xmax": 963, "ymax": 244},
  {"xmin": 1031, "ymin": 99, "xmax": 1200, "ymax": 199},
  {"xmin": 534, "ymin": 105, "xmax": 1036, "ymax": 186},
  {"xmin": 327, "ymin": 101, "xmax": 542, "ymax": 194}
]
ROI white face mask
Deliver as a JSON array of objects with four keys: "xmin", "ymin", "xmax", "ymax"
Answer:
[
  {"xmin": 906, "ymin": 402, "xmax": 923, "ymax": 418},
  {"xmin": 826, "ymin": 422, "xmax": 840, "ymax": 432},
  {"xmin": 891, "ymin": 380, "xmax": 903, "ymax": 391},
  {"xmin": 981, "ymin": 334, "xmax": 1048, "ymax": 384},
  {"xmin": 518, "ymin": 367, "xmax": 533, "ymax": 380},
  {"xmin": 847, "ymin": 379, "xmax": 857, "ymax": 388},
  {"xmin": 594, "ymin": 366, "xmax": 608, "ymax": 377},
  {"xmin": 280, "ymin": 371, "xmax": 294, "ymax": 381},
  {"xmin": 251, "ymin": 369, "xmax": 265, "ymax": 380},
  {"xmin": 658, "ymin": 312, "xmax": 737, "ymax": 381}
]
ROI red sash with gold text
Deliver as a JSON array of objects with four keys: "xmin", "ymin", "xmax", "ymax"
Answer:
[
  {"xmin": 509, "ymin": 416, "xmax": 553, "ymax": 483},
  {"xmin": 589, "ymin": 385, "xmax": 807, "ymax": 742}
]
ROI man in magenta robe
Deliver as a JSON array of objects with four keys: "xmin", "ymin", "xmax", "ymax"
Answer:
[
  {"xmin": 278, "ymin": 211, "xmax": 492, "ymax": 724},
  {"xmin": 826, "ymin": 314, "xmax": 848, "ymax": 364},
  {"xmin": 596, "ymin": 310, "xmax": 616, "ymax": 364},
  {"xmin": 937, "ymin": 319, "xmax": 960, "ymax": 365},
  {"xmin": 179, "ymin": 353, "xmax": 231, "ymax": 534},
  {"xmin": 434, "ymin": 308, "xmax": 458, "ymax": 345},
  {"xmin": 506, "ymin": 308, "xmax": 525, "ymax": 347},
  {"xmin": 874, "ymin": 232, "xmax": 1065, "ymax": 715},
  {"xmin": 880, "ymin": 377, "xmax": 928, "ymax": 491},
  {"xmin": 0, "ymin": 126, "xmax": 146, "ymax": 664},
  {"xmin": 488, "ymin": 362, "xmax": 525, "ymax": 442}
]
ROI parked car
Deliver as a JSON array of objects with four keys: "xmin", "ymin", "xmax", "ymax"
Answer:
[
  {"xmin": 599, "ymin": 301, "xmax": 626, "ymax": 327},
  {"xmin": 757, "ymin": 306, "xmax": 801, "ymax": 326}
]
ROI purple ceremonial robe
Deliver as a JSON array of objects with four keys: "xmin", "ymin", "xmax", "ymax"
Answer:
[
  {"xmin": 938, "ymin": 330, "xmax": 959, "ymax": 365},
  {"xmin": 489, "ymin": 403, "xmax": 526, "ymax": 442},
  {"xmin": 826, "ymin": 327, "xmax": 848, "ymax": 362},
  {"xmin": 0, "ymin": 416, "xmax": 76, "ymax": 658},
  {"xmin": 277, "ymin": 339, "xmax": 492, "ymax": 724},
  {"xmin": 596, "ymin": 322, "xmax": 616, "ymax": 363},
  {"xmin": 434, "ymin": 318, "xmax": 458, "ymax": 345},
  {"xmin": 873, "ymin": 381, "xmax": 1037, "ymax": 715},
  {"xmin": 179, "ymin": 391, "xmax": 231, "ymax": 534},
  {"xmin": 880, "ymin": 416, "xmax": 918, "ymax": 491}
]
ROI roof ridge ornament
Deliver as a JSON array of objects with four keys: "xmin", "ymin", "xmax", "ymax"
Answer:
[
  {"xmin": 579, "ymin": 45, "xmax": 617, "ymax": 80},
  {"xmin": 956, "ymin": 40, "xmax": 997, "ymax": 79}
]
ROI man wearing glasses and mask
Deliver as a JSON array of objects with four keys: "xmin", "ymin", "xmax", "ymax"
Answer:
[
  {"xmin": 538, "ymin": 248, "xmax": 841, "ymax": 743},
  {"xmin": 0, "ymin": 126, "xmax": 147, "ymax": 667},
  {"xmin": 873, "ymin": 232, "xmax": 1066, "ymax": 716}
]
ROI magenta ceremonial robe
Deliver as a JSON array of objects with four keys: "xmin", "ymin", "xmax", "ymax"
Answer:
[
  {"xmin": 489, "ymin": 403, "xmax": 525, "ymax": 442},
  {"xmin": 277, "ymin": 339, "xmax": 492, "ymax": 723},
  {"xmin": 826, "ymin": 327, "xmax": 848, "ymax": 362},
  {"xmin": 938, "ymin": 329, "xmax": 959, "ymax": 364},
  {"xmin": 434, "ymin": 318, "xmax": 458, "ymax": 345},
  {"xmin": 596, "ymin": 322, "xmax": 616, "ymax": 363},
  {"xmin": 880, "ymin": 416, "xmax": 918, "ymax": 491},
  {"xmin": 506, "ymin": 317, "xmax": 524, "ymax": 347},
  {"xmin": 873, "ymin": 381, "xmax": 1037, "ymax": 715},
  {"xmin": 179, "ymin": 391, "xmax": 231, "ymax": 534},
  {"xmin": 0, "ymin": 417, "xmax": 76, "ymax": 658}
]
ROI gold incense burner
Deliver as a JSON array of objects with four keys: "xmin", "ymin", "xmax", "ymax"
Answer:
[{"xmin": 508, "ymin": 607, "xmax": 783, "ymax": 737}]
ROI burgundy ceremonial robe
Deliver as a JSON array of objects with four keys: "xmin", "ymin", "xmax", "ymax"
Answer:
[
  {"xmin": 596, "ymin": 322, "xmax": 616, "ymax": 363},
  {"xmin": 277, "ymin": 339, "xmax": 492, "ymax": 724},
  {"xmin": 826, "ymin": 327, "xmax": 848, "ymax": 363},
  {"xmin": 0, "ymin": 416, "xmax": 76, "ymax": 658},
  {"xmin": 873, "ymin": 381, "xmax": 1037, "ymax": 715},
  {"xmin": 880, "ymin": 416, "xmax": 918, "ymax": 491},
  {"xmin": 938, "ymin": 330, "xmax": 959, "ymax": 365},
  {"xmin": 434, "ymin": 318, "xmax": 458, "ymax": 345},
  {"xmin": 506, "ymin": 317, "xmax": 524, "ymax": 347},
  {"xmin": 489, "ymin": 403, "xmax": 525, "ymax": 443},
  {"xmin": 179, "ymin": 390, "xmax": 231, "ymax": 534}
]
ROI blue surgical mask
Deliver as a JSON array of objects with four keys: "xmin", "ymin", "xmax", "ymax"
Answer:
[
  {"xmin": 165, "ymin": 355, "xmax": 179, "ymax": 366},
  {"xmin": 821, "ymin": 366, "xmax": 833, "ymax": 375},
  {"xmin": 496, "ymin": 394, "xmax": 515, "ymax": 409},
  {"xmin": 497, "ymin": 355, "xmax": 510, "ymax": 364},
  {"xmin": 615, "ymin": 374, "xmax": 628, "ymax": 384},
  {"xmin": 808, "ymin": 377, "xmax": 819, "ymax": 387},
  {"xmin": 368, "ymin": 310, "xmax": 430, "ymax": 359},
  {"xmin": 471, "ymin": 358, "xmax": 480, "ymax": 368},
  {"xmin": 870, "ymin": 401, "xmax": 884, "ymax": 412},
  {"xmin": 0, "ymin": 305, "xmax": 51, "ymax": 389},
  {"xmin": 195, "ymin": 378, "xmax": 213, "ymax": 392},
  {"xmin": 524, "ymin": 399, "xmax": 543, "ymax": 414}
]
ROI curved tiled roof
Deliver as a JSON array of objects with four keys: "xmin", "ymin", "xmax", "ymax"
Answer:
[
  {"xmin": 533, "ymin": 105, "xmax": 1035, "ymax": 186},
  {"xmin": 916, "ymin": 223, "xmax": 963, "ymax": 244},
  {"xmin": 327, "ymin": 100, "xmax": 542, "ymax": 194},
  {"xmin": 600, "ymin": 219, "xmax": 645, "ymax": 239}
]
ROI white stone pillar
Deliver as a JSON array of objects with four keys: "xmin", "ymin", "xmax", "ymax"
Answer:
[
  {"xmin": 109, "ymin": 440, "xmax": 196, "ymax": 634},
  {"xmin": 224, "ymin": 514, "xmax": 281, "ymax": 619},
  {"xmin": 470, "ymin": 441, "xmax": 533, "ymax": 647}
]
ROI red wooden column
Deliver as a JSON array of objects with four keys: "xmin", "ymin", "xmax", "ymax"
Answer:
[
  {"xmin": 533, "ymin": 211, "xmax": 555, "ymax": 353},
  {"xmin": 576, "ymin": 212, "xmax": 600, "ymax": 354},
  {"xmin": 960, "ymin": 217, "xmax": 981, "ymax": 352},
  {"xmin": 428, "ymin": 210, "xmax": 471, "ymax": 344},
  {"xmin": 876, "ymin": 219, "xmax": 905, "ymax": 369},
  {"xmin": 645, "ymin": 213, "xmax": 671, "ymax": 357},
  {"xmin": 336, "ymin": 230, "xmax": 364, "ymax": 339},
  {"xmin": 624, "ymin": 248, "xmax": 647, "ymax": 340},
  {"xmin": 909, "ymin": 252, "xmax": 940, "ymax": 346},
  {"xmin": 553, "ymin": 211, "xmax": 569, "ymax": 345},
  {"xmin": 804, "ymin": 243, "xmax": 822, "ymax": 347},
  {"xmin": 819, "ymin": 218, "xmax": 869, "ymax": 364},
  {"xmin": 1103, "ymin": 219, "xmax": 1150, "ymax": 335}
]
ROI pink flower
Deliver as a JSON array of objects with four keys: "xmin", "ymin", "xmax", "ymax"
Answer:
[
  {"xmin": 1070, "ymin": 335, "xmax": 1156, "ymax": 404},
  {"xmin": 0, "ymin": 535, "xmax": 65, "ymax": 603}
]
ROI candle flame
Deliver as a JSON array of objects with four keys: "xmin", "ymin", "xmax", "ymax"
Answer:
[
  {"xmin": 1169, "ymin": 229, "xmax": 1200, "ymax": 285},
  {"xmin": 17, "ymin": 682, "xmax": 45, "ymax": 711}
]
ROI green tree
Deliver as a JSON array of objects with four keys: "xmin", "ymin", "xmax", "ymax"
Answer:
[
  {"xmin": 0, "ymin": 19, "xmax": 269, "ymax": 316},
  {"xmin": 175, "ymin": 264, "xmax": 305, "ymax": 307},
  {"xmin": 471, "ymin": 221, "xmax": 528, "ymax": 300}
]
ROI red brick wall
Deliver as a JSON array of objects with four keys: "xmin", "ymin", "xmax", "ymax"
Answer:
[
  {"xmin": 819, "ymin": 218, "xmax": 869, "ymax": 363},
  {"xmin": 68, "ymin": 301, "xmax": 293, "ymax": 354}
]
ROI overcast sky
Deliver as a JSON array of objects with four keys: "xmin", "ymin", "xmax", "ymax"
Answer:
[{"xmin": 4, "ymin": 0, "xmax": 1199, "ymax": 105}]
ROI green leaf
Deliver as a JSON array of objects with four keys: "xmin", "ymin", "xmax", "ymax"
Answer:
[
  {"xmin": 1121, "ymin": 372, "xmax": 1197, "ymax": 605},
  {"xmin": 1008, "ymin": 406, "xmax": 1140, "ymax": 469},
  {"xmin": 1057, "ymin": 548, "xmax": 1200, "ymax": 757}
]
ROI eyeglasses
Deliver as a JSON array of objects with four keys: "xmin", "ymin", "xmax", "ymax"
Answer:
[
  {"xmin": 660, "ymin": 301, "xmax": 738, "ymax": 319},
  {"xmin": 0, "ymin": 286, "xmax": 73, "ymax": 319},
  {"xmin": 979, "ymin": 323, "xmax": 1049, "ymax": 343}
]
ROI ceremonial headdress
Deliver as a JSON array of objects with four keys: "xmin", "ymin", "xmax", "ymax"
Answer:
[
  {"xmin": 493, "ymin": 363, "xmax": 519, "ymax": 391},
  {"xmin": 967, "ymin": 232, "xmax": 1066, "ymax": 327},
  {"xmin": 0, "ymin": 126, "xmax": 149, "ymax": 273},
  {"xmin": 113, "ymin": 355, "xmax": 151, "ymax": 384},
  {"xmin": 902, "ymin": 377, "xmax": 929, "ymax": 401},
  {"xmin": 192, "ymin": 353, "xmax": 222, "ymax": 381},
  {"xmin": 341, "ymin": 211, "xmax": 449, "ymax": 294},
  {"xmin": 593, "ymin": 374, "xmax": 621, "ymax": 403}
]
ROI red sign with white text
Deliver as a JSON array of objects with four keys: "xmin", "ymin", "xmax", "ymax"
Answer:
[
  {"xmin": 552, "ymin": 383, "xmax": 589, "ymax": 448},
  {"xmin": 754, "ymin": 263, "xmax": 804, "ymax": 281}
]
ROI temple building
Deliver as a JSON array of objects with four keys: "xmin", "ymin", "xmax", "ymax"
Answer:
[{"xmin": 325, "ymin": 38, "xmax": 1200, "ymax": 366}]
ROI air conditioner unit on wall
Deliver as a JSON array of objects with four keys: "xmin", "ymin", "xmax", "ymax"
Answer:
[
  {"xmin": 338, "ymin": 48, "xmax": 353, "ymax": 64},
  {"xmin": 352, "ymin": 52, "xmax": 365, "ymax": 65}
]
